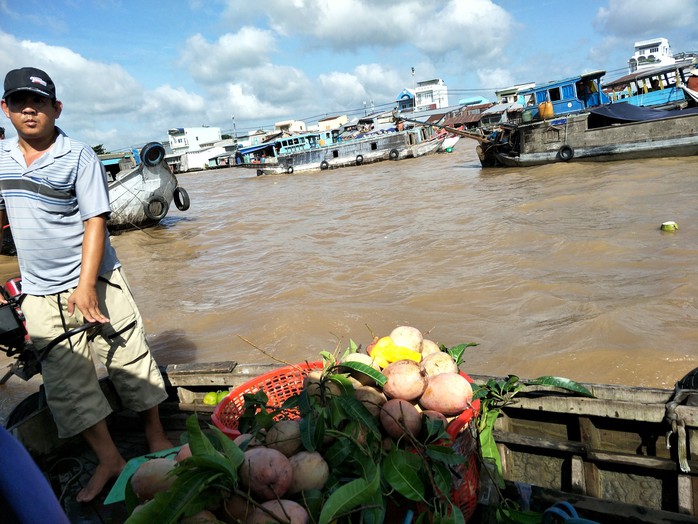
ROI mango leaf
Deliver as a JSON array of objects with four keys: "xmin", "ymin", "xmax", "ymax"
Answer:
[
  {"xmin": 299, "ymin": 411, "xmax": 323, "ymax": 451},
  {"xmin": 430, "ymin": 460, "xmax": 454, "ymax": 499},
  {"xmin": 185, "ymin": 414, "xmax": 217, "ymax": 457},
  {"xmin": 360, "ymin": 489, "xmax": 387, "ymax": 524},
  {"xmin": 207, "ymin": 424, "xmax": 244, "ymax": 471},
  {"xmin": 125, "ymin": 468, "xmax": 223, "ymax": 524},
  {"xmin": 328, "ymin": 372, "xmax": 357, "ymax": 395},
  {"xmin": 383, "ymin": 448, "xmax": 426, "ymax": 502},
  {"xmin": 323, "ymin": 436, "xmax": 353, "ymax": 470},
  {"xmin": 496, "ymin": 507, "xmax": 543, "ymax": 524},
  {"xmin": 335, "ymin": 361, "xmax": 388, "ymax": 387},
  {"xmin": 431, "ymin": 500, "xmax": 466, "ymax": 524},
  {"xmin": 319, "ymin": 466, "xmax": 381, "ymax": 524},
  {"xmin": 524, "ymin": 376, "xmax": 594, "ymax": 397},
  {"xmin": 478, "ymin": 409, "xmax": 504, "ymax": 488},
  {"xmin": 446, "ymin": 343, "xmax": 478, "ymax": 366},
  {"xmin": 338, "ymin": 395, "xmax": 380, "ymax": 436},
  {"xmin": 425, "ymin": 443, "xmax": 466, "ymax": 466}
]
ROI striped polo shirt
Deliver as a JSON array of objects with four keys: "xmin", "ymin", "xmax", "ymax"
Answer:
[{"xmin": 0, "ymin": 128, "xmax": 120, "ymax": 295}]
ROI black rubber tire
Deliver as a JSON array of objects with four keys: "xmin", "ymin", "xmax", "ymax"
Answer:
[
  {"xmin": 173, "ymin": 187, "xmax": 190, "ymax": 211},
  {"xmin": 141, "ymin": 142, "xmax": 166, "ymax": 167},
  {"xmin": 389, "ymin": 149, "xmax": 399, "ymax": 160},
  {"xmin": 144, "ymin": 195, "xmax": 169, "ymax": 221},
  {"xmin": 558, "ymin": 145, "xmax": 574, "ymax": 161},
  {"xmin": 287, "ymin": 166, "xmax": 294, "ymax": 174},
  {"xmin": 6, "ymin": 389, "xmax": 46, "ymax": 429},
  {"xmin": 320, "ymin": 161, "xmax": 329, "ymax": 170},
  {"xmin": 356, "ymin": 154, "xmax": 364, "ymax": 165}
]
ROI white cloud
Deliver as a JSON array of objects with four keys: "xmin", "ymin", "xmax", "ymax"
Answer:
[
  {"xmin": 595, "ymin": 0, "xmax": 697, "ymax": 37},
  {"xmin": 179, "ymin": 27, "xmax": 277, "ymax": 83}
]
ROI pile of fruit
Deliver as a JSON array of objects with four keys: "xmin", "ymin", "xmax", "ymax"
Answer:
[{"xmin": 124, "ymin": 326, "xmax": 479, "ymax": 524}]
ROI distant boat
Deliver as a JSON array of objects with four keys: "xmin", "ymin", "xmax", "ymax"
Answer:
[
  {"xmin": 235, "ymin": 120, "xmax": 447, "ymax": 175},
  {"xmin": 105, "ymin": 142, "xmax": 190, "ymax": 231},
  {"xmin": 476, "ymin": 103, "xmax": 698, "ymax": 167}
]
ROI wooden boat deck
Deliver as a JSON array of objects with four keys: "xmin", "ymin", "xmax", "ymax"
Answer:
[{"xmin": 6, "ymin": 362, "xmax": 698, "ymax": 523}]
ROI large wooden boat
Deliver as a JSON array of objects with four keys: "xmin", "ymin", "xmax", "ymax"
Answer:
[
  {"xmin": 3, "ymin": 361, "xmax": 697, "ymax": 523},
  {"xmin": 476, "ymin": 103, "xmax": 698, "ymax": 168}
]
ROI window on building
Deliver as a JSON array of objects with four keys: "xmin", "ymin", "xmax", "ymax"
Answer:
[{"xmin": 650, "ymin": 47, "xmax": 658, "ymax": 53}]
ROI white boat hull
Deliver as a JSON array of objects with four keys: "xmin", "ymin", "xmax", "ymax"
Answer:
[{"xmin": 107, "ymin": 143, "xmax": 186, "ymax": 231}]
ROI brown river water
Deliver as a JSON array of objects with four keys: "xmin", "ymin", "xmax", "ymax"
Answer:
[{"xmin": 1, "ymin": 139, "xmax": 696, "ymax": 423}]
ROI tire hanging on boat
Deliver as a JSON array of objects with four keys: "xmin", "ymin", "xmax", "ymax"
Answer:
[
  {"xmin": 355, "ymin": 154, "xmax": 364, "ymax": 165},
  {"xmin": 144, "ymin": 195, "xmax": 169, "ymax": 221},
  {"xmin": 558, "ymin": 145, "xmax": 574, "ymax": 161},
  {"xmin": 140, "ymin": 142, "xmax": 166, "ymax": 167},
  {"xmin": 320, "ymin": 160, "xmax": 329, "ymax": 170},
  {"xmin": 389, "ymin": 149, "xmax": 399, "ymax": 160},
  {"xmin": 173, "ymin": 187, "xmax": 190, "ymax": 211},
  {"xmin": 287, "ymin": 166, "xmax": 294, "ymax": 174}
]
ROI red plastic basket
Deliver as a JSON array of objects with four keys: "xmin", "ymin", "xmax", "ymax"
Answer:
[
  {"xmin": 211, "ymin": 361, "xmax": 324, "ymax": 439},
  {"xmin": 211, "ymin": 363, "xmax": 481, "ymax": 520}
]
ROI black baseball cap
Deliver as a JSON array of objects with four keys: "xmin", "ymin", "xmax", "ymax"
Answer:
[{"xmin": 3, "ymin": 67, "xmax": 56, "ymax": 100}]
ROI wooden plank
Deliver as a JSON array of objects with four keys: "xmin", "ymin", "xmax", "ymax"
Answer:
[
  {"xmin": 505, "ymin": 395, "xmax": 668, "ymax": 422},
  {"xmin": 522, "ymin": 484, "xmax": 698, "ymax": 523},
  {"xmin": 492, "ymin": 429, "xmax": 586, "ymax": 454},
  {"xmin": 578, "ymin": 417, "xmax": 601, "ymax": 498}
]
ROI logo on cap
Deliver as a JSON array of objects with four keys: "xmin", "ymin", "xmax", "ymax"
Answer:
[{"xmin": 29, "ymin": 76, "xmax": 48, "ymax": 88}]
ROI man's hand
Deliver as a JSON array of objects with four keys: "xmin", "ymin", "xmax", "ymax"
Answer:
[{"xmin": 67, "ymin": 284, "xmax": 109, "ymax": 323}]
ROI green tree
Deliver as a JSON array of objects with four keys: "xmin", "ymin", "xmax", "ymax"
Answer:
[{"xmin": 92, "ymin": 144, "xmax": 108, "ymax": 155}]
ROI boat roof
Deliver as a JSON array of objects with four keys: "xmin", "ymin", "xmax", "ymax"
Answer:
[
  {"xmin": 518, "ymin": 70, "xmax": 606, "ymax": 95},
  {"xmin": 237, "ymin": 143, "xmax": 275, "ymax": 155},
  {"xmin": 588, "ymin": 101, "xmax": 698, "ymax": 123},
  {"xmin": 604, "ymin": 59, "xmax": 695, "ymax": 88}
]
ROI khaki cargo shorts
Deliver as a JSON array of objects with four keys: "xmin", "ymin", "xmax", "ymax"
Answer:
[{"xmin": 22, "ymin": 268, "xmax": 168, "ymax": 438}]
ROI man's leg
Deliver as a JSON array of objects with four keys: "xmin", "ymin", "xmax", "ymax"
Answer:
[
  {"xmin": 141, "ymin": 404, "xmax": 172, "ymax": 452},
  {"xmin": 76, "ymin": 420, "xmax": 126, "ymax": 503}
]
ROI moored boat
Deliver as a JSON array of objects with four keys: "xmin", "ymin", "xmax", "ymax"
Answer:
[
  {"xmin": 105, "ymin": 142, "xmax": 190, "ymax": 231},
  {"xmin": 476, "ymin": 103, "xmax": 698, "ymax": 168},
  {"xmin": 236, "ymin": 120, "xmax": 446, "ymax": 176}
]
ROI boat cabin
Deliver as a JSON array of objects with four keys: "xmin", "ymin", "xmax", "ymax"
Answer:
[
  {"xmin": 519, "ymin": 71, "xmax": 609, "ymax": 119},
  {"xmin": 604, "ymin": 60, "xmax": 695, "ymax": 109},
  {"xmin": 275, "ymin": 130, "xmax": 339, "ymax": 155}
]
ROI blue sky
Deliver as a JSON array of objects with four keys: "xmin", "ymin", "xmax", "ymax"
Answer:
[{"xmin": 1, "ymin": 0, "xmax": 696, "ymax": 151}]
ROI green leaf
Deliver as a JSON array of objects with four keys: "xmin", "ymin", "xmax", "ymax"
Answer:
[
  {"xmin": 496, "ymin": 507, "xmax": 543, "ymax": 524},
  {"xmin": 208, "ymin": 424, "xmax": 244, "ymax": 471},
  {"xmin": 319, "ymin": 466, "xmax": 381, "ymax": 524},
  {"xmin": 524, "ymin": 376, "xmax": 594, "ymax": 397},
  {"xmin": 336, "ymin": 361, "xmax": 388, "ymax": 387},
  {"xmin": 446, "ymin": 343, "xmax": 477, "ymax": 366},
  {"xmin": 425, "ymin": 444, "xmax": 466, "ymax": 466},
  {"xmin": 327, "ymin": 372, "xmax": 357, "ymax": 395},
  {"xmin": 299, "ymin": 411, "xmax": 323, "ymax": 451},
  {"xmin": 338, "ymin": 395, "xmax": 380, "ymax": 436},
  {"xmin": 478, "ymin": 410, "xmax": 504, "ymax": 488},
  {"xmin": 383, "ymin": 448, "xmax": 425, "ymax": 502},
  {"xmin": 185, "ymin": 415, "xmax": 218, "ymax": 457}
]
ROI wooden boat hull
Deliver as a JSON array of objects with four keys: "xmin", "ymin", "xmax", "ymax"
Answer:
[
  {"xmin": 5, "ymin": 363, "xmax": 697, "ymax": 523},
  {"xmin": 479, "ymin": 106, "xmax": 698, "ymax": 168}
]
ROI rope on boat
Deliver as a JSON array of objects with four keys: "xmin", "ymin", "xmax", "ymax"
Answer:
[{"xmin": 46, "ymin": 456, "xmax": 86, "ymax": 503}]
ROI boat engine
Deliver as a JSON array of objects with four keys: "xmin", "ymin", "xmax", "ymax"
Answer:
[{"xmin": 0, "ymin": 278, "xmax": 40, "ymax": 382}]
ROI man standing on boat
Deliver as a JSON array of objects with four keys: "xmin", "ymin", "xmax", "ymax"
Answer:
[{"xmin": 0, "ymin": 67, "xmax": 172, "ymax": 503}]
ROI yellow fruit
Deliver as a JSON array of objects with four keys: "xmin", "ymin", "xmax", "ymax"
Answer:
[{"xmin": 383, "ymin": 345, "xmax": 422, "ymax": 364}]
